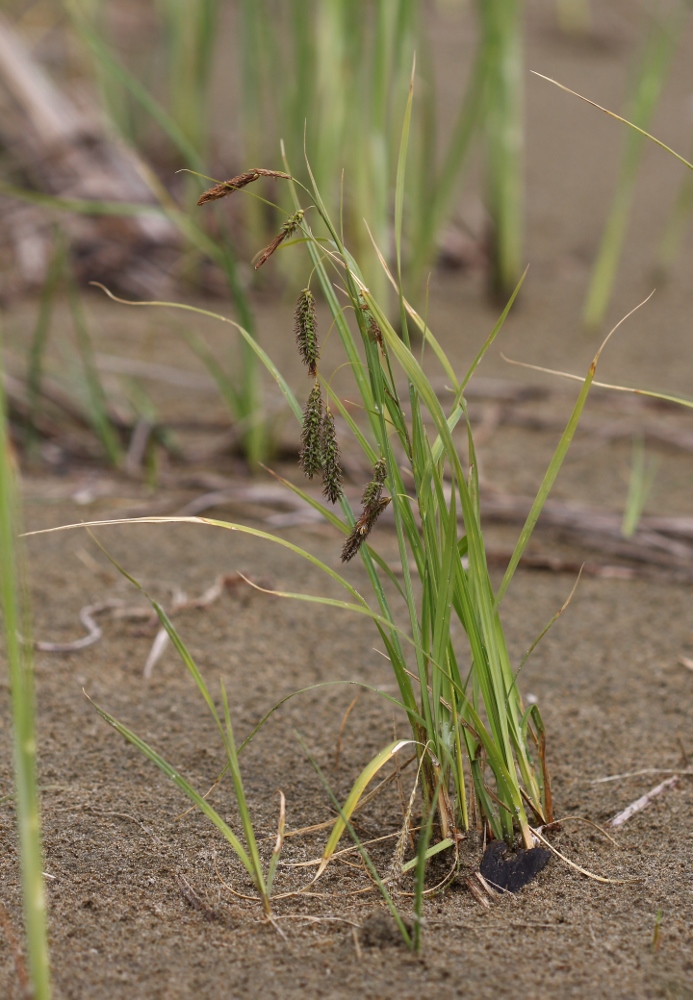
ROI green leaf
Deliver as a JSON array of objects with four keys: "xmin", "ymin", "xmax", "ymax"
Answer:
[
  {"xmin": 401, "ymin": 837, "xmax": 455, "ymax": 873},
  {"xmin": 87, "ymin": 696, "xmax": 256, "ymax": 880},
  {"xmin": 319, "ymin": 740, "xmax": 415, "ymax": 874}
]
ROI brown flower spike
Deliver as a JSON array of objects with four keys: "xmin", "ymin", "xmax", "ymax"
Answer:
[
  {"xmin": 341, "ymin": 458, "xmax": 389, "ymax": 562},
  {"xmin": 341, "ymin": 497, "xmax": 391, "ymax": 563},
  {"xmin": 197, "ymin": 168, "xmax": 290, "ymax": 206},
  {"xmin": 255, "ymin": 210, "xmax": 304, "ymax": 269}
]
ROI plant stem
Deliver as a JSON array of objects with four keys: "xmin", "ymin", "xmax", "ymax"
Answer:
[
  {"xmin": 0, "ymin": 333, "xmax": 51, "ymax": 999},
  {"xmin": 477, "ymin": 0, "xmax": 524, "ymax": 299}
]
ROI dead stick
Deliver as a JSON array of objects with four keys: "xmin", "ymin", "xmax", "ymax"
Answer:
[{"xmin": 609, "ymin": 776, "xmax": 679, "ymax": 828}]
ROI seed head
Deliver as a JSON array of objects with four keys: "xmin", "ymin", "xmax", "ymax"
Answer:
[
  {"xmin": 255, "ymin": 210, "xmax": 304, "ymax": 269},
  {"xmin": 361, "ymin": 458, "xmax": 387, "ymax": 509},
  {"xmin": 197, "ymin": 168, "xmax": 291, "ymax": 206},
  {"xmin": 341, "ymin": 497, "xmax": 391, "ymax": 562},
  {"xmin": 295, "ymin": 288, "xmax": 319, "ymax": 377},
  {"xmin": 321, "ymin": 407, "xmax": 344, "ymax": 504},
  {"xmin": 299, "ymin": 381, "xmax": 324, "ymax": 479}
]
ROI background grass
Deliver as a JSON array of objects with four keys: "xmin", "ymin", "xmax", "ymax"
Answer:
[{"xmin": 0, "ymin": 337, "xmax": 51, "ymax": 999}]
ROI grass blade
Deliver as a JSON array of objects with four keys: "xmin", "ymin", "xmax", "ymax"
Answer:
[
  {"xmin": 297, "ymin": 734, "xmax": 413, "ymax": 949},
  {"xmin": 319, "ymin": 739, "xmax": 415, "ymax": 873},
  {"xmin": 219, "ymin": 683, "xmax": 268, "ymax": 909},
  {"xmin": 66, "ymin": 274, "xmax": 123, "ymax": 466},
  {"xmin": 495, "ymin": 291, "xmax": 655, "ymax": 604},
  {"xmin": 27, "ymin": 232, "xmax": 65, "ymax": 453},
  {"xmin": 582, "ymin": 9, "xmax": 685, "ymax": 329},
  {"xmin": 400, "ymin": 838, "xmax": 455, "ymax": 873},
  {"xmin": 477, "ymin": 0, "xmax": 524, "ymax": 297},
  {"xmin": 87, "ymin": 696, "xmax": 256, "ymax": 879},
  {"xmin": 621, "ymin": 435, "xmax": 656, "ymax": 538},
  {"xmin": 0, "ymin": 335, "xmax": 51, "ymax": 999},
  {"xmin": 531, "ymin": 71, "xmax": 693, "ymax": 172}
]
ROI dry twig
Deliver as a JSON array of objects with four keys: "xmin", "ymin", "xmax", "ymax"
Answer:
[{"xmin": 608, "ymin": 776, "xmax": 679, "ymax": 828}]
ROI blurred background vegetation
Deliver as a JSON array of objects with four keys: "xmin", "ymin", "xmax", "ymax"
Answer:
[{"xmin": 0, "ymin": 0, "xmax": 691, "ymax": 469}]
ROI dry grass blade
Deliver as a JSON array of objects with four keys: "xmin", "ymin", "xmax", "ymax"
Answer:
[
  {"xmin": 592, "ymin": 768, "xmax": 693, "ymax": 783},
  {"xmin": 531, "ymin": 72, "xmax": 693, "ymax": 173},
  {"xmin": 334, "ymin": 693, "xmax": 360, "ymax": 770},
  {"xmin": 32, "ymin": 599, "xmax": 120, "ymax": 653},
  {"xmin": 265, "ymin": 791, "xmax": 286, "ymax": 896},
  {"xmin": 466, "ymin": 876, "xmax": 492, "ymax": 908},
  {"xmin": 541, "ymin": 815, "xmax": 620, "ymax": 848},
  {"xmin": 143, "ymin": 628, "xmax": 169, "ymax": 679},
  {"xmin": 387, "ymin": 756, "xmax": 424, "ymax": 884},
  {"xmin": 530, "ymin": 826, "xmax": 641, "ymax": 884},
  {"xmin": 502, "ymin": 355, "xmax": 693, "ymax": 411}
]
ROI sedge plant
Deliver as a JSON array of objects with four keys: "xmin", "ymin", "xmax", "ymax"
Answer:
[
  {"xmin": 186, "ymin": 119, "xmax": 667, "ymax": 850},
  {"xmin": 28, "ymin": 73, "xmax": 641, "ymax": 887}
]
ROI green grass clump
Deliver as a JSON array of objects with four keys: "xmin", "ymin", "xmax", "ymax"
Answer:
[
  {"xmin": 37, "ymin": 86, "xmax": 631, "ymax": 902},
  {"xmin": 84, "ymin": 556, "xmax": 282, "ymax": 918},
  {"xmin": 15, "ymin": 235, "xmax": 123, "ymax": 467},
  {"xmin": 28, "ymin": 70, "xmax": 668, "ymax": 944},
  {"xmin": 183, "ymin": 101, "xmax": 644, "ymax": 849}
]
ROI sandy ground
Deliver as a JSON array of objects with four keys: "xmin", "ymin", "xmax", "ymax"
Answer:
[{"xmin": 1, "ymin": 1, "xmax": 693, "ymax": 997}]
